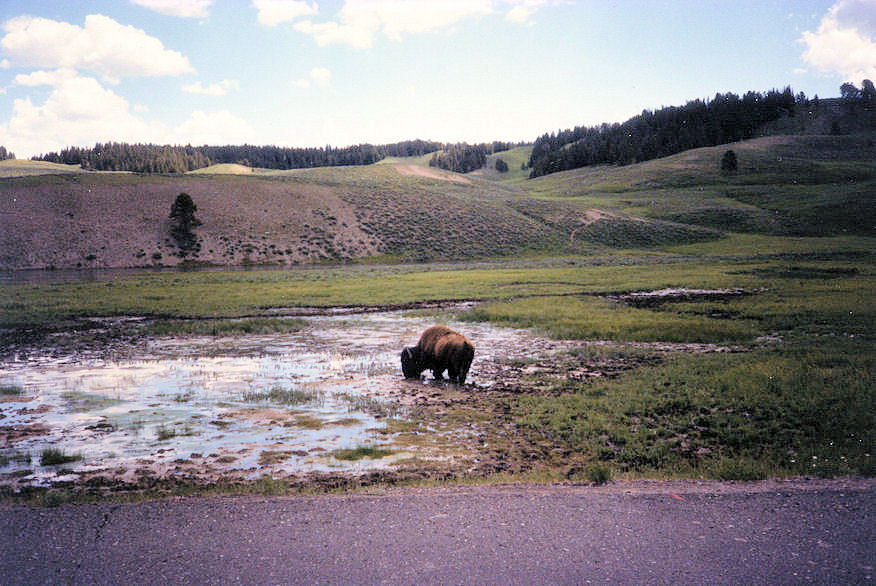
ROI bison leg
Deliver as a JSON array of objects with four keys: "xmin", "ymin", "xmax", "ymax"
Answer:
[
  {"xmin": 447, "ymin": 364, "xmax": 459, "ymax": 382},
  {"xmin": 432, "ymin": 358, "xmax": 448, "ymax": 379}
]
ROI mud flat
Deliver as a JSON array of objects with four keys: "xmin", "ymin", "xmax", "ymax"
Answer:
[{"xmin": 0, "ymin": 311, "xmax": 587, "ymax": 493}]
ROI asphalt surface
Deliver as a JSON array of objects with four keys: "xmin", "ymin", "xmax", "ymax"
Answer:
[{"xmin": 1, "ymin": 479, "xmax": 873, "ymax": 585}]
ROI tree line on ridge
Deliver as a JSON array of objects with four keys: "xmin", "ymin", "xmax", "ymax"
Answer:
[
  {"xmin": 20, "ymin": 82, "xmax": 872, "ymax": 178},
  {"xmin": 32, "ymin": 140, "xmax": 444, "ymax": 174}
]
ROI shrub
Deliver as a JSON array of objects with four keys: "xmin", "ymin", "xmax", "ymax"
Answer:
[
  {"xmin": 332, "ymin": 445, "xmax": 394, "ymax": 461},
  {"xmin": 720, "ymin": 150, "xmax": 738, "ymax": 174},
  {"xmin": 584, "ymin": 462, "xmax": 613, "ymax": 485},
  {"xmin": 40, "ymin": 448, "xmax": 82, "ymax": 466}
]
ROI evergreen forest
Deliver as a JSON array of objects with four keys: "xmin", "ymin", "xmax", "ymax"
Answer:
[{"xmin": 33, "ymin": 140, "xmax": 443, "ymax": 174}]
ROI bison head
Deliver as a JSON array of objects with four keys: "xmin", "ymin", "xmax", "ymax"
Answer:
[{"xmin": 400, "ymin": 346, "xmax": 423, "ymax": 379}]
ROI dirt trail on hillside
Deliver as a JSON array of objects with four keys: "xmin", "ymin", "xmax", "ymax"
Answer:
[{"xmin": 394, "ymin": 165, "xmax": 472, "ymax": 184}]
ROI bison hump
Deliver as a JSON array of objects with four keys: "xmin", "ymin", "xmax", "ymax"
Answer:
[
  {"xmin": 417, "ymin": 325, "xmax": 456, "ymax": 354},
  {"xmin": 434, "ymin": 333, "xmax": 474, "ymax": 356}
]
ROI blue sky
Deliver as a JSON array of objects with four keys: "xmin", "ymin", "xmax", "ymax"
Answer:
[{"xmin": 0, "ymin": 0, "xmax": 873, "ymax": 158}]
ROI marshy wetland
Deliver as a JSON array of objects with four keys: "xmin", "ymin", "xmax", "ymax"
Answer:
[
  {"xmin": 0, "ymin": 305, "xmax": 598, "ymax": 494},
  {"xmin": 1, "ymin": 250, "xmax": 873, "ymax": 501}
]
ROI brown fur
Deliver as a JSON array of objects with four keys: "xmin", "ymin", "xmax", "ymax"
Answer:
[{"xmin": 401, "ymin": 325, "xmax": 475, "ymax": 384}]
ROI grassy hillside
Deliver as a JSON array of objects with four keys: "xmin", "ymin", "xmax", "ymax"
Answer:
[
  {"xmin": 0, "ymin": 132, "xmax": 872, "ymax": 270},
  {"xmin": 468, "ymin": 146, "xmax": 533, "ymax": 183},
  {"xmin": 0, "ymin": 159, "xmax": 87, "ymax": 178},
  {"xmin": 520, "ymin": 134, "xmax": 875, "ymax": 238},
  {"xmin": 0, "ymin": 161, "xmax": 565, "ymax": 270},
  {"xmin": 188, "ymin": 163, "xmax": 256, "ymax": 175}
]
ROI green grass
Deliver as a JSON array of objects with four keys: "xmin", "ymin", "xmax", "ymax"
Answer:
[
  {"xmin": 258, "ymin": 450, "xmax": 295, "ymax": 466},
  {"xmin": 292, "ymin": 415, "xmax": 324, "ymax": 430},
  {"xmin": 156, "ymin": 423, "xmax": 195, "ymax": 441},
  {"xmin": 667, "ymin": 233, "xmax": 875, "ymax": 257},
  {"xmin": 332, "ymin": 445, "xmax": 395, "ymax": 461},
  {"xmin": 61, "ymin": 391, "xmax": 123, "ymax": 412},
  {"xmin": 513, "ymin": 342, "xmax": 873, "ymax": 479},
  {"xmin": 460, "ymin": 295, "xmax": 758, "ymax": 343},
  {"xmin": 474, "ymin": 146, "xmax": 533, "ymax": 182},
  {"xmin": 146, "ymin": 317, "xmax": 307, "ymax": 336},
  {"xmin": 0, "ymin": 453, "xmax": 31, "ymax": 467},
  {"xmin": 0, "ymin": 385, "xmax": 24, "ymax": 396},
  {"xmin": 0, "ymin": 159, "xmax": 86, "ymax": 177},
  {"xmin": 336, "ymin": 392, "xmax": 403, "ymax": 418},
  {"xmin": 582, "ymin": 462, "xmax": 613, "ymax": 485},
  {"xmin": 40, "ymin": 448, "xmax": 82, "ymax": 466},
  {"xmin": 242, "ymin": 386, "xmax": 324, "ymax": 406},
  {"xmin": 0, "ymin": 257, "xmax": 779, "ymax": 327},
  {"xmin": 187, "ymin": 163, "xmax": 255, "ymax": 175}
]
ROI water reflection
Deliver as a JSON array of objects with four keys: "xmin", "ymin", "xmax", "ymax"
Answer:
[
  {"xmin": 1, "ymin": 312, "xmax": 565, "ymax": 488},
  {"xmin": 0, "ymin": 319, "xmax": 417, "ymax": 486}
]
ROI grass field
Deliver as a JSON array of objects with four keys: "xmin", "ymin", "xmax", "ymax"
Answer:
[{"xmin": 0, "ymin": 159, "xmax": 87, "ymax": 177}]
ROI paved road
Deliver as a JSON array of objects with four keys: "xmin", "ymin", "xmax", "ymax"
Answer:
[{"xmin": 1, "ymin": 479, "xmax": 873, "ymax": 584}]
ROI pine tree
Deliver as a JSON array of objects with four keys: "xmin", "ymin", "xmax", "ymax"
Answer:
[{"xmin": 720, "ymin": 150, "xmax": 738, "ymax": 174}]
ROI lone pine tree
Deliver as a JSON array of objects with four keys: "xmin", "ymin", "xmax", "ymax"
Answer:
[{"xmin": 169, "ymin": 193, "xmax": 202, "ymax": 257}]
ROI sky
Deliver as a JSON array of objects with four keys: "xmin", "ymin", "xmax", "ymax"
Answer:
[{"xmin": 0, "ymin": 0, "xmax": 874, "ymax": 158}]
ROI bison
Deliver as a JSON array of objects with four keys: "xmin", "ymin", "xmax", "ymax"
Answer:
[{"xmin": 401, "ymin": 325, "xmax": 474, "ymax": 384}]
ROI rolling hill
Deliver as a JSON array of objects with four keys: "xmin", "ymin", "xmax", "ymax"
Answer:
[
  {"xmin": 0, "ymin": 132, "xmax": 873, "ymax": 270},
  {"xmin": 0, "ymin": 159, "xmax": 88, "ymax": 178}
]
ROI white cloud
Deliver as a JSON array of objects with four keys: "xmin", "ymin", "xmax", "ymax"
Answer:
[
  {"xmin": 0, "ymin": 14, "xmax": 193, "ymax": 80},
  {"xmin": 130, "ymin": 0, "xmax": 214, "ymax": 19},
  {"xmin": 309, "ymin": 67, "xmax": 331, "ymax": 86},
  {"xmin": 0, "ymin": 70, "xmax": 254, "ymax": 156},
  {"xmin": 253, "ymin": 0, "xmax": 318, "ymax": 26},
  {"xmin": 503, "ymin": 1, "xmax": 551, "ymax": 24},
  {"xmin": 505, "ymin": 6, "xmax": 536, "ymax": 23},
  {"xmin": 13, "ymin": 68, "xmax": 80, "ymax": 87},
  {"xmin": 293, "ymin": 0, "xmax": 492, "ymax": 48},
  {"xmin": 172, "ymin": 110, "xmax": 255, "ymax": 145},
  {"xmin": 293, "ymin": 20, "xmax": 375, "ymax": 49},
  {"xmin": 290, "ymin": 1, "xmax": 555, "ymax": 48},
  {"xmin": 182, "ymin": 79, "xmax": 240, "ymax": 96},
  {"xmin": 800, "ymin": 0, "xmax": 876, "ymax": 81},
  {"xmin": 0, "ymin": 70, "xmax": 166, "ymax": 157},
  {"xmin": 353, "ymin": 0, "xmax": 492, "ymax": 41},
  {"xmin": 293, "ymin": 67, "xmax": 332, "ymax": 88}
]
